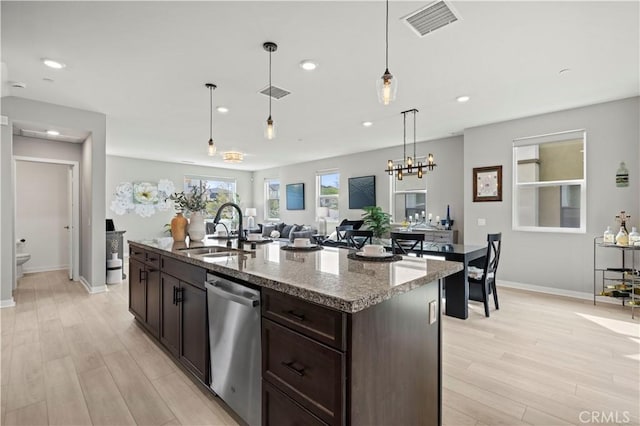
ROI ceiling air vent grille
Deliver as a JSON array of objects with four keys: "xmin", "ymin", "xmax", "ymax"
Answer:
[
  {"xmin": 259, "ymin": 85, "xmax": 290, "ymax": 100},
  {"xmin": 403, "ymin": 1, "xmax": 460, "ymax": 37}
]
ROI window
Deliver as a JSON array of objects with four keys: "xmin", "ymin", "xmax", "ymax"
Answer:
[
  {"xmin": 264, "ymin": 178, "xmax": 280, "ymax": 221},
  {"xmin": 512, "ymin": 129, "xmax": 586, "ymax": 233},
  {"xmin": 317, "ymin": 171, "xmax": 340, "ymax": 221},
  {"xmin": 184, "ymin": 175, "xmax": 237, "ymax": 219},
  {"xmin": 391, "ymin": 172, "xmax": 426, "ymax": 223}
]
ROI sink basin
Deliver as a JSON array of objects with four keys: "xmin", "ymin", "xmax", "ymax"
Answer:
[{"xmin": 178, "ymin": 246, "xmax": 250, "ymax": 256}]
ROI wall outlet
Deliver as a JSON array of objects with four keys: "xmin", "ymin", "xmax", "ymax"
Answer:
[
  {"xmin": 428, "ymin": 300, "xmax": 437, "ymax": 324},
  {"xmin": 477, "ymin": 218, "xmax": 486, "ymax": 226}
]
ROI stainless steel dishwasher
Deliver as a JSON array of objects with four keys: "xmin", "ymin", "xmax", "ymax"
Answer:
[{"xmin": 205, "ymin": 273, "xmax": 261, "ymax": 426}]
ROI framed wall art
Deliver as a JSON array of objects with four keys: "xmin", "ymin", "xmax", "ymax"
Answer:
[
  {"xmin": 348, "ymin": 175, "xmax": 376, "ymax": 209},
  {"xmin": 473, "ymin": 165, "xmax": 502, "ymax": 202},
  {"xmin": 286, "ymin": 183, "xmax": 305, "ymax": 210}
]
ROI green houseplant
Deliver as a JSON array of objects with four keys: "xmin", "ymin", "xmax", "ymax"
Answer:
[{"xmin": 362, "ymin": 206, "xmax": 391, "ymax": 239}]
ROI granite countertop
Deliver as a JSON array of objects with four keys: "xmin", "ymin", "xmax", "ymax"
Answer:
[{"xmin": 129, "ymin": 238, "xmax": 463, "ymax": 313}]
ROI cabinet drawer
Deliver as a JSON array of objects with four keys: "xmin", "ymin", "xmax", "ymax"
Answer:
[
  {"xmin": 130, "ymin": 246, "xmax": 147, "ymax": 263},
  {"xmin": 161, "ymin": 256, "xmax": 206, "ymax": 289},
  {"xmin": 129, "ymin": 246, "xmax": 161, "ymax": 268},
  {"xmin": 262, "ymin": 319, "xmax": 344, "ymax": 426},
  {"xmin": 431, "ymin": 233, "xmax": 452, "ymax": 243},
  {"xmin": 263, "ymin": 380, "xmax": 327, "ymax": 426},
  {"xmin": 262, "ymin": 289, "xmax": 346, "ymax": 351}
]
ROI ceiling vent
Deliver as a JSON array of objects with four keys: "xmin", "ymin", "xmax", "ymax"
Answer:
[
  {"xmin": 259, "ymin": 85, "xmax": 290, "ymax": 100},
  {"xmin": 403, "ymin": 1, "xmax": 460, "ymax": 37}
]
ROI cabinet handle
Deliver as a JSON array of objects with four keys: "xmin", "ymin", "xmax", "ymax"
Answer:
[
  {"xmin": 173, "ymin": 286, "xmax": 177, "ymax": 305},
  {"xmin": 284, "ymin": 310, "xmax": 305, "ymax": 322},
  {"xmin": 175, "ymin": 288, "xmax": 184, "ymax": 304},
  {"xmin": 139, "ymin": 270, "xmax": 147, "ymax": 282},
  {"xmin": 147, "ymin": 268, "xmax": 157, "ymax": 273},
  {"xmin": 281, "ymin": 361, "xmax": 305, "ymax": 377},
  {"xmin": 132, "ymin": 251, "xmax": 142, "ymax": 256},
  {"xmin": 148, "ymin": 257, "xmax": 158, "ymax": 262}
]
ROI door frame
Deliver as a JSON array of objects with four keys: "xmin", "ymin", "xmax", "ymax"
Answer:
[{"xmin": 13, "ymin": 156, "xmax": 80, "ymax": 282}]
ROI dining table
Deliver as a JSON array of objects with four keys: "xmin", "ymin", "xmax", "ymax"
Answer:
[{"xmin": 388, "ymin": 238, "xmax": 487, "ymax": 320}]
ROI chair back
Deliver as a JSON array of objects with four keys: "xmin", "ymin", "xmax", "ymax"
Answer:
[
  {"xmin": 390, "ymin": 232, "xmax": 425, "ymax": 256},
  {"xmin": 336, "ymin": 225, "xmax": 353, "ymax": 242},
  {"xmin": 482, "ymin": 233, "xmax": 502, "ymax": 282},
  {"xmin": 345, "ymin": 229, "xmax": 373, "ymax": 249}
]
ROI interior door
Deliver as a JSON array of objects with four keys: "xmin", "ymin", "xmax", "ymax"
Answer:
[{"xmin": 67, "ymin": 166, "xmax": 73, "ymax": 280}]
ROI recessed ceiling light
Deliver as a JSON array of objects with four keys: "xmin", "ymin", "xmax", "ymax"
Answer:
[
  {"xmin": 216, "ymin": 106, "xmax": 229, "ymax": 114},
  {"xmin": 559, "ymin": 68, "xmax": 571, "ymax": 75},
  {"xmin": 362, "ymin": 121, "xmax": 373, "ymax": 127},
  {"xmin": 456, "ymin": 95, "xmax": 470, "ymax": 103},
  {"xmin": 299, "ymin": 60, "xmax": 318, "ymax": 71},
  {"xmin": 41, "ymin": 58, "xmax": 66, "ymax": 69},
  {"xmin": 46, "ymin": 130, "xmax": 60, "ymax": 136}
]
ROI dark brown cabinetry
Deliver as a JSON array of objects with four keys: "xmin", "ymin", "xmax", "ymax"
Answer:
[
  {"xmin": 128, "ymin": 247, "xmax": 160, "ymax": 338},
  {"xmin": 261, "ymin": 284, "xmax": 441, "ymax": 426},
  {"xmin": 159, "ymin": 257, "xmax": 208, "ymax": 384}
]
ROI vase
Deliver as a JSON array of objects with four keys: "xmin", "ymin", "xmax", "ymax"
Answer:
[
  {"xmin": 171, "ymin": 212, "xmax": 188, "ymax": 242},
  {"xmin": 188, "ymin": 211, "xmax": 206, "ymax": 241}
]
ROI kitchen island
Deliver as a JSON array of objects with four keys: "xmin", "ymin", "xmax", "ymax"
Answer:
[{"xmin": 128, "ymin": 237, "xmax": 462, "ymax": 426}]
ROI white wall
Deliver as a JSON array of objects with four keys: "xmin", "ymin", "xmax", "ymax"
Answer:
[
  {"xmin": 252, "ymin": 136, "xmax": 464, "ymax": 240},
  {"xmin": 464, "ymin": 96, "xmax": 639, "ymax": 293},
  {"xmin": 1, "ymin": 96, "xmax": 107, "ymax": 293},
  {"xmin": 106, "ymin": 155, "xmax": 253, "ymax": 254},
  {"xmin": 13, "ymin": 135, "xmax": 83, "ymax": 162},
  {"xmin": 0, "ymin": 119, "xmax": 14, "ymax": 306},
  {"xmin": 15, "ymin": 161, "xmax": 69, "ymax": 273}
]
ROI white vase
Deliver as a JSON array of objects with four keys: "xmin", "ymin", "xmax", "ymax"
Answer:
[{"xmin": 188, "ymin": 211, "xmax": 206, "ymax": 241}]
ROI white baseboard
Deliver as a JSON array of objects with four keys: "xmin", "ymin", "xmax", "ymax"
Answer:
[
  {"xmin": 0, "ymin": 298, "xmax": 16, "ymax": 308},
  {"xmin": 79, "ymin": 276, "xmax": 108, "ymax": 294},
  {"xmin": 24, "ymin": 265, "xmax": 68, "ymax": 274},
  {"xmin": 498, "ymin": 280, "xmax": 620, "ymax": 305}
]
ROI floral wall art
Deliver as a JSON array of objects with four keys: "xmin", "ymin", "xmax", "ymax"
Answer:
[{"xmin": 110, "ymin": 179, "xmax": 175, "ymax": 217}]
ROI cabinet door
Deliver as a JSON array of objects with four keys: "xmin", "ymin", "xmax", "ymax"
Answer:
[
  {"xmin": 179, "ymin": 281, "xmax": 208, "ymax": 383},
  {"xmin": 129, "ymin": 258, "xmax": 146, "ymax": 321},
  {"xmin": 146, "ymin": 268, "xmax": 161, "ymax": 338},
  {"xmin": 160, "ymin": 273, "xmax": 180, "ymax": 357}
]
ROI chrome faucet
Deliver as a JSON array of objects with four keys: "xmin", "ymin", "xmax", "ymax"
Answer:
[{"xmin": 212, "ymin": 202, "xmax": 244, "ymax": 243}]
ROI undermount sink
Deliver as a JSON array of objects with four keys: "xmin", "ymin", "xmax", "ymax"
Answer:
[{"xmin": 178, "ymin": 246, "xmax": 249, "ymax": 256}]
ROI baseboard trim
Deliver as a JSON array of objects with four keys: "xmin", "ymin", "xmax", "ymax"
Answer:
[
  {"xmin": 498, "ymin": 280, "xmax": 620, "ymax": 305},
  {"xmin": 0, "ymin": 298, "xmax": 16, "ymax": 308},
  {"xmin": 79, "ymin": 276, "xmax": 108, "ymax": 294},
  {"xmin": 24, "ymin": 265, "xmax": 68, "ymax": 274}
]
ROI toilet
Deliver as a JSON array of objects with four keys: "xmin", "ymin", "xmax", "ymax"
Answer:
[{"xmin": 16, "ymin": 239, "xmax": 31, "ymax": 279}]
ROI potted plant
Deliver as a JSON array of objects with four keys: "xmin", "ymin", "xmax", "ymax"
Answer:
[{"xmin": 362, "ymin": 206, "xmax": 391, "ymax": 240}]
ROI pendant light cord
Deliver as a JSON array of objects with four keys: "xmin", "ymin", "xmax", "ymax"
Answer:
[
  {"xmin": 385, "ymin": 0, "xmax": 389, "ymax": 70},
  {"xmin": 403, "ymin": 111, "xmax": 407, "ymax": 163},
  {"xmin": 209, "ymin": 86, "xmax": 213, "ymax": 140},
  {"xmin": 413, "ymin": 110, "xmax": 417, "ymax": 160},
  {"xmin": 268, "ymin": 50, "xmax": 272, "ymax": 118}
]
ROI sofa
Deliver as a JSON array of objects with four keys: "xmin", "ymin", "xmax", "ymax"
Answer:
[{"xmin": 258, "ymin": 223, "xmax": 318, "ymax": 243}]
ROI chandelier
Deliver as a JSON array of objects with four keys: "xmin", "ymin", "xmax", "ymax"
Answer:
[
  {"xmin": 223, "ymin": 151, "xmax": 244, "ymax": 163},
  {"xmin": 386, "ymin": 109, "xmax": 436, "ymax": 180}
]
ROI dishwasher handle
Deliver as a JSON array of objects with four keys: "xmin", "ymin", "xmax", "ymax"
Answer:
[{"xmin": 205, "ymin": 280, "xmax": 260, "ymax": 308}]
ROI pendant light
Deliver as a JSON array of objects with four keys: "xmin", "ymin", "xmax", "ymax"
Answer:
[
  {"xmin": 377, "ymin": 0, "xmax": 397, "ymax": 105},
  {"xmin": 386, "ymin": 109, "xmax": 436, "ymax": 180},
  {"xmin": 205, "ymin": 83, "xmax": 217, "ymax": 156},
  {"xmin": 263, "ymin": 42, "xmax": 278, "ymax": 140}
]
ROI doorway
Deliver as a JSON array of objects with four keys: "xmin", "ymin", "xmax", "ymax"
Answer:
[{"xmin": 13, "ymin": 157, "xmax": 80, "ymax": 284}]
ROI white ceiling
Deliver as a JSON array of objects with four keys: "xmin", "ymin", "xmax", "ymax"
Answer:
[{"xmin": 2, "ymin": 1, "xmax": 638, "ymax": 171}]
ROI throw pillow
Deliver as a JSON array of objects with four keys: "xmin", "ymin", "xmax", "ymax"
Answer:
[
  {"xmin": 276, "ymin": 222, "xmax": 286, "ymax": 233},
  {"xmin": 289, "ymin": 225, "xmax": 305, "ymax": 242},
  {"xmin": 262, "ymin": 224, "xmax": 276, "ymax": 238},
  {"xmin": 281, "ymin": 224, "xmax": 294, "ymax": 239}
]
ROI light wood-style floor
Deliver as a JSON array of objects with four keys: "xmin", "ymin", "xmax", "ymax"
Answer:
[{"xmin": 1, "ymin": 270, "xmax": 638, "ymax": 426}]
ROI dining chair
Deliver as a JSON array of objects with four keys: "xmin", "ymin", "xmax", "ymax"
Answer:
[
  {"xmin": 345, "ymin": 229, "xmax": 373, "ymax": 249},
  {"xmin": 335, "ymin": 225, "xmax": 353, "ymax": 244},
  {"xmin": 390, "ymin": 232, "xmax": 425, "ymax": 257},
  {"xmin": 468, "ymin": 232, "xmax": 502, "ymax": 317}
]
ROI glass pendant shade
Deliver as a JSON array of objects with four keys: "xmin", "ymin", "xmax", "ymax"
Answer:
[
  {"xmin": 377, "ymin": 70, "xmax": 397, "ymax": 105},
  {"xmin": 265, "ymin": 116, "xmax": 275, "ymax": 140},
  {"xmin": 207, "ymin": 138, "xmax": 216, "ymax": 156}
]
